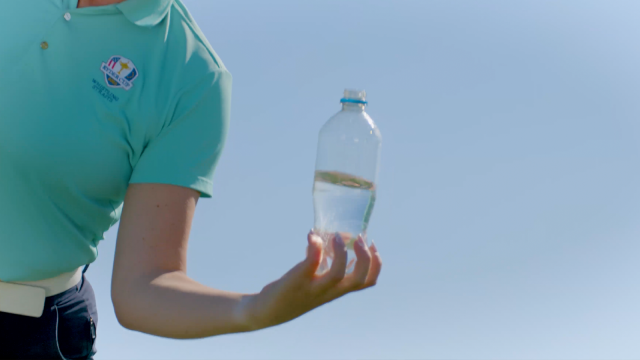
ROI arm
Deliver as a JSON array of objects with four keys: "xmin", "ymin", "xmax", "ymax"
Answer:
[{"xmin": 111, "ymin": 183, "xmax": 382, "ymax": 339}]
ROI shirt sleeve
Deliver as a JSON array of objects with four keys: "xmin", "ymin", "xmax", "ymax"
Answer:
[{"xmin": 129, "ymin": 70, "xmax": 232, "ymax": 198}]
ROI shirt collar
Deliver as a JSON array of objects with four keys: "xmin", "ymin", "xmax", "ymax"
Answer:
[{"xmin": 116, "ymin": 0, "xmax": 173, "ymax": 27}]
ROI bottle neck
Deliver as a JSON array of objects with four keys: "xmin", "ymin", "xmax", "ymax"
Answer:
[{"xmin": 342, "ymin": 103, "xmax": 366, "ymax": 112}]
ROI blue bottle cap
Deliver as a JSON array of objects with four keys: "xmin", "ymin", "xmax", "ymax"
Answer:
[{"xmin": 340, "ymin": 89, "xmax": 368, "ymax": 105}]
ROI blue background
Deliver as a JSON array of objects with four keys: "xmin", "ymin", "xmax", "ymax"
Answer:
[{"xmin": 92, "ymin": 1, "xmax": 640, "ymax": 358}]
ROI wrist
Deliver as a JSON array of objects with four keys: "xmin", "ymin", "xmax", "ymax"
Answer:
[{"xmin": 234, "ymin": 293, "xmax": 262, "ymax": 332}]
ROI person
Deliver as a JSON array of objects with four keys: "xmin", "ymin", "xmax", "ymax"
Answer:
[{"xmin": 0, "ymin": 0, "xmax": 382, "ymax": 359}]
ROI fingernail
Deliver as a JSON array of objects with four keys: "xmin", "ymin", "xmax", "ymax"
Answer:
[
  {"xmin": 356, "ymin": 236, "xmax": 366, "ymax": 248},
  {"xmin": 370, "ymin": 240, "xmax": 377, "ymax": 252},
  {"xmin": 334, "ymin": 233, "xmax": 345, "ymax": 248}
]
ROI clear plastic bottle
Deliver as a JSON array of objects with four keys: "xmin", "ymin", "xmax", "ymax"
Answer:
[{"xmin": 312, "ymin": 89, "xmax": 382, "ymax": 274}]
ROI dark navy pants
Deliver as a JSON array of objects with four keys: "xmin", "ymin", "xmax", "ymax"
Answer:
[{"xmin": 0, "ymin": 267, "xmax": 97, "ymax": 360}]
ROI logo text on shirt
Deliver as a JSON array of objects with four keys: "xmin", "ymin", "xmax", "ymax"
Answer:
[
  {"xmin": 92, "ymin": 79, "xmax": 120, "ymax": 103},
  {"xmin": 101, "ymin": 55, "xmax": 139, "ymax": 91}
]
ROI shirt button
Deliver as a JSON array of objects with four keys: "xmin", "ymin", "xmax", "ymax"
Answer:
[
  {"xmin": 64, "ymin": 12, "xmax": 71, "ymax": 21},
  {"xmin": 41, "ymin": 41, "xmax": 49, "ymax": 50}
]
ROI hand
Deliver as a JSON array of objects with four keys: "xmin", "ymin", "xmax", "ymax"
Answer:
[{"xmin": 240, "ymin": 231, "xmax": 382, "ymax": 330}]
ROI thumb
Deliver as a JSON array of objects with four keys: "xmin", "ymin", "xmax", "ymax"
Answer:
[
  {"xmin": 285, "ymin": 231, "xmax": 324, "ymax": 280},
  {"xmin": 304, "ymin": 230, "xmax": 324, "ymax": 274}
]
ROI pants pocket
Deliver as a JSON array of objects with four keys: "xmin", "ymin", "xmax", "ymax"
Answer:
[{"xmin": 53, "ymin": 279, "xmax": 97, "ymax": 360}]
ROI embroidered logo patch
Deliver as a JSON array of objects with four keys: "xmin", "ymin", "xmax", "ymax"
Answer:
[{"xmin": 101, "ymin": 56, "xmax": 139, "ymax": 91}]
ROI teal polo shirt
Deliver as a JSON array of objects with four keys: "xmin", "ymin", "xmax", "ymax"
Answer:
[{"xmin": 0, "ymin": 0, "xmax": 232, "ymax": 282}]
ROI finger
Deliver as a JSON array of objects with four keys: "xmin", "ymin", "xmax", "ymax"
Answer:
[
  {"xmin": 306, "ymin": 230, "xmax": 324, "ymax": 269},
  {"xmin": 319, "ymin": 235, "xmax": 372, "ymax": 301},
  {"xmin": 289, "ymin": 230, "xmax": 323, "ymax": 278},
  {"xmin": 361, "ymin": 240, "xmax": 382, "ymax": 289},
  {"xmin": 345, "ymin": 235, "xmax": 372, "ymax": 290},
  {"xmin": 313, "ymin": 233, "xmax": 347, "ymax": 292}
]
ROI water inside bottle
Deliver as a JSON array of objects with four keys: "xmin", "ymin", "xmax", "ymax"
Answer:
[{"xmin": 313, "ymin": 170, "xmax": 376, "ymax": 273}]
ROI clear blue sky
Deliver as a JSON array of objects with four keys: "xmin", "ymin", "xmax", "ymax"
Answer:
[{"xmin": 91, "ymin": 1, "xmax": 640, "ymax": 358}]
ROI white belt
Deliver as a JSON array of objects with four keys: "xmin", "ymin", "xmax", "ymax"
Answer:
[
  {"xmin": 0, "ymin": 267, "xmax": 83, "ymax": 318},
  {"xmin": 12, "ymin": 266, "xmax": 84, "ymax": 297}
]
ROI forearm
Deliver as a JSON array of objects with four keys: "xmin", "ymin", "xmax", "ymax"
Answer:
[{"xmin": 112, "ymin": 270, "xmax": 257, "ymax": 339}]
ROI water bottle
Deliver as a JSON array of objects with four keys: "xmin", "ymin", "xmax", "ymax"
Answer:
[{"xmin": 312, "ymin": 89, "xmax": 382, "ymax": 274}]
